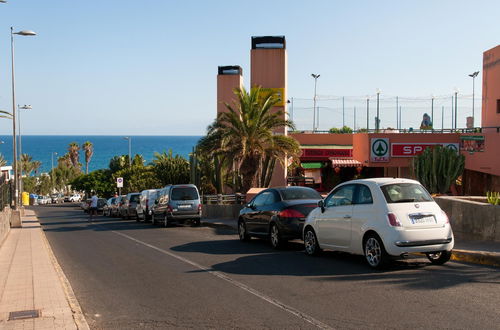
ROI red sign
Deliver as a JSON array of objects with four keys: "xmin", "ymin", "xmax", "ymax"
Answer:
[
  {"xmin": 301, "ymin": 148, "xmax": 353, "ymax": 158},
  {"xmin": 391, "ymin": 143, "xmax": 436, "ymax": 157}
]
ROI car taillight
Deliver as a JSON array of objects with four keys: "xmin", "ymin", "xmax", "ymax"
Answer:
[
  {"xmin": 441, "ymin": 210, "xmax": 450, "ymax": 224},
  {"xmin": 387, "ymin": 213, "xmax": 402, "ymax": 227},
  {"xmin": 279, "ymin": 209, "xmax": 305, "ymax": 218}
]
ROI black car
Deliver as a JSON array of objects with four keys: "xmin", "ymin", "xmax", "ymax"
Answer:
[{"xmin": 238, "ymin": 186, "xmax": 322, "ymax": 249}]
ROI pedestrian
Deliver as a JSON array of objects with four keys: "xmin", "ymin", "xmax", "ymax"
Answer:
[{"xmin": 89, "ymin": 192, "xmax": 99, "ymax": 222}]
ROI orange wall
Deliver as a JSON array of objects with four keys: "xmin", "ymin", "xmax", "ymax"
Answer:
[
  {"xmin": 482, "ymin": 45, "xmax": 500, "ymax": 130},
  {"xmin": 462, "ymin": 133, "xmax": 500, "ymax": 176},
  {"xmin": 290, "ymin": 133, "xmax": 353, "ymax": 146},
  {"xmin": 217, "ymin": 74, "xmax": 243, "ymax": 115}
]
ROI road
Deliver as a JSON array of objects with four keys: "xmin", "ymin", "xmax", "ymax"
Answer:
[{"xmin": 33, "ymin": 204, "xmax": 500, "ymax": 330}]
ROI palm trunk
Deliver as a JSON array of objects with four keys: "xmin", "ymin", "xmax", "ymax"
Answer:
[{"xmin": 239, "ymin": 154, "xmax": 260, "ymax": 193}]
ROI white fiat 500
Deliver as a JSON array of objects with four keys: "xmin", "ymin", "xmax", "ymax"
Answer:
[{"xmin": 303, "ymin": 178, "xmax": 454, "ymax": 268}]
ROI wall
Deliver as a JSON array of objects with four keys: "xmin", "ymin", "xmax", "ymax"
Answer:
[
  {"xmin": 482, "ymin": 45, "xmax": 500, "ymax": 130},
  {"xmin": 435, "ymin": 197, "xmax": 500, "ymax": 242},
  {"xmin": 291, "ymin": 133, "xmax": 353, "ymax": 146},
  {"xmin": 0, "ymin": 207, "xmax": 12, "ymax": 247},
  {"xmin": 202, "ymin": 204, "xmax": 243, "ymax": 220},
  {"xmin": 217, "ymin": 72, "xmax": 243, "ymax": 115},
  {"xmin": 461, "ymin": 132, "xmax": 500, "ymax": 177}
]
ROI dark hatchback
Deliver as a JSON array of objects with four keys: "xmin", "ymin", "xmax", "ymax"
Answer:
[{"xmin": 238, "ymin": 186, "xmax": 322, "ymax": 249}]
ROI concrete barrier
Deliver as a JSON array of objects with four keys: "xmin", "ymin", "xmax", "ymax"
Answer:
[
  {"xmin": 435, "ymin": 196, "xmax": 500, "ymax": 242},
  {"xmin": 202, "ymin": 204, "xmax": 244, "ymax": 220},
  {"xmin": 0, "ymin": 207, "xmax": 12, "ymax": 247}
]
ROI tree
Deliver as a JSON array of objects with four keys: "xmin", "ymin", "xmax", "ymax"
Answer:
[
  {"xmin": 198, "ymin": 86, "xmax": 299, "ymax": 193},
  {"xmin": 109, "ymin": 155, "xmax": 128, "ymax": 173},
  {"xmin": 68, "ymin": 142, "xmax": 80, "ymax": 169},
  {"xmin": 71, "ymin": 169, "xmax": 115, "ymax": 197},
  {"xmin": 0, "ymin": 154, "xmax": 6, "ymax": 167},
  {"xmin": 151, "ymin": 150, "xmax": 190, "ymax": 186},
  {"xmin": 82, "ymin": 141, "xmax": 94, "ymax": 174}
]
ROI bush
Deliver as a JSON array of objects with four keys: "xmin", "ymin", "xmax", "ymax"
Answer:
[{"xmin": 329, "ymin": 126, "xmax": 353, "ymax": 134}]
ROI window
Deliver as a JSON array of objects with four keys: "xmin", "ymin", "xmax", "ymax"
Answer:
[
  {"xmin": 497, "ymin": 99, "xmax": 500, "ymax": 114},
  {"xmin": 253, "ymin": 192, "xmax": 271, "ymax": 207},
  {"xmin": 355, "ymin": 185, "xmax": 373, "ymax": 204},
  {"xmin": 380, "ymin": 183, "xmax": 433, "ymax": 203},
  {"xmin": 324, "ymin": 185, "xmax": 356, "ymax": 207},
  {"xmin": 171, "ymin": 187, "xmax": 199, "ymax": 201}
]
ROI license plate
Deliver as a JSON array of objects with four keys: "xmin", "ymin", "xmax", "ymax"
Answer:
[
  {"xmin": 410, "ymin": 215, "xmax": 436, "ymax": 224},
  {"xmin": 178, "ymin": 204, "xmax": 191, "ymax": 209}
]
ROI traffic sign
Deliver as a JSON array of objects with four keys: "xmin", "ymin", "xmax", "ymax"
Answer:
[{"xmin": 116, "ymin": 177, "xmax": 123, "ymax": 188}]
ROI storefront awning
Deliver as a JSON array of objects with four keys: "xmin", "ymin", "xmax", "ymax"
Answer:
[
  {"xmin": 301, "ymin": 162, "xmax": 323, "ymax": 169},
  {"xmin": 329, "ymin": 158, "xmax": 364, "ymax": 167}
]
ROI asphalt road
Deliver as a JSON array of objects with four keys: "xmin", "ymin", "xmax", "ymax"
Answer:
[{"xmin": 33, "ymin": 204, "xmax": 500, "ymax": 330}]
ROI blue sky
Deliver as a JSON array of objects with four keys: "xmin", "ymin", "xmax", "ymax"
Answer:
[{"xmin": 0, "ymin": 0, "xmax": 498, "ymax": 135}]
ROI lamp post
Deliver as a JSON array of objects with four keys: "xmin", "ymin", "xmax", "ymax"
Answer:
[
  {"xmin": 468, "ymin": 71, "xmax": 479, "ymax": 127},
  {"xmin": 431, "ymin": 95, "xmax": 434, "ymax": 129},
  {"xmin": 366, "ymin": 96, "xmax": 370, "ymax": 131},
  {"xmin": 18, "ymin": 104, "xmax": 31, "ymax": 196},
  {"xmin": 123, "ymin": 137, "xmax": 131, "ymax": 168},
  {"xmin": 453, "ymin": 88, "xmax": 459, "ymax": 130},
  {"xmin": 51, "ymin": 152, "xmax": 57, "ymax": 192},
  {"xmin": 311, "ymin": 74, "xmax": 320, "ymax": 132},
  {"xmin": 376, "ymin": 89, "xmax": 381, "ymax": 132},
  {"xmin": 11, "ymin": 27, "xmax": 37, "ymax": 209}
]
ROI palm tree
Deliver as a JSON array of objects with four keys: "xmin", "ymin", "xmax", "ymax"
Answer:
[
  {"xmin": 82, "ymin": 141, "xmax": 94, "ymax": 174},
  {"xmin": 20, "ymin": 154, "xmax": 34, "ymax": 174},
  {"xmin": 68, "ymin": 142, "xmax": 80, "ymax": 168},
  {"xmin": 32, "ymin": 161, "xmax": 41, "ymax": 175},
  {"xmin": 0, "ymin": 110, "xmax": 13, "ymax": 119},
  {"xmin": 0, "ymin": 153, "xmax": 7, "ymax": 167},
  {"xmin": 198, "ymin": 86, "xmax": 300, "ymax": 193}
]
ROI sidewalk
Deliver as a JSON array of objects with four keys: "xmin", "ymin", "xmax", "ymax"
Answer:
[
  {"xmin": 202, "ymin": 218, "xmax": 500, "ymax": 267},
  {"xmin": 0, "ymin": 209, "xmax": 89, "ymax": 330}
]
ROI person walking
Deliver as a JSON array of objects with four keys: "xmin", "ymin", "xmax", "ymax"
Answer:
[{"xmin": 89, "ymin": 192, "xmax": 99, "ymax": 222}]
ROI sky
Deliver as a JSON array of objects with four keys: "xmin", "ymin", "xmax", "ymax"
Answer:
[{"xmin": 0, "ymin": 0, "xmax": 498, "ymax": 135}]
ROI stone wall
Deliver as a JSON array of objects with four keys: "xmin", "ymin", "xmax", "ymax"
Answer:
[
  {"xmin": 0, "ymin": 207, "xmax": 12, "ymax": 247},
  {"xmin": 435, "ymin": 196, "xmax": 500, "ymax": 242}
]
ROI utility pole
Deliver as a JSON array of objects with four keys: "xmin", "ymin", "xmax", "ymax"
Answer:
[
  {"xmin": 441, "ymin": 106, "xmax": 444, "ymax": 131},
  {"xmin": 454, "ymin": 90, "xmax": 458, "ymax": 130},
  {"xmin": 376, "ymin": 89, "xmax": 381, "ymax": 132},
  {"xmin": 366, "ymin": 97, "xmax": 369, "ymax": 131},
  {"xmin": 451, "ymin": 95, "xmax": 454, "ymax": 130},
  {"xmin": 399, "ymin": 106, "xmax": 402, "ymax": 130},
  {"xmin": 342, "ymin": 96, "xmax": 345, "ymax": 127},
  {"xmin": 396, "ymin": 96, "xmax": 399, "ymax": 130},
  {"xmin": 431, "ymin": 95, "xmax": 434, "ymax": 129},
  {"xmin": 354, "ymin": 106, "xmax": 356, "ymax": 131},
  {"xmin": 469, "ymin": 71, "xmax": 479, "ymax": 127}
]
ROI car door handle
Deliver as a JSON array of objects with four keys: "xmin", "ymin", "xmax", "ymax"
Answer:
[{"xmin": 343, "ymin": 215, "xmax": 351, "ymax": 219}]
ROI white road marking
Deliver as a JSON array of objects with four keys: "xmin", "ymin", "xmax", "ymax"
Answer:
[{"xmin": 111, "ymin": 230, "xmax": 333, "ymax": 330}]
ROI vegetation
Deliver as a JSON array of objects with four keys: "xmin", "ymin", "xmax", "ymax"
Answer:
[
  {"xmin": 329, "ymin": 126, "xmax": 353, "ymax": 134},
  {"xmin": 486, "ymin": 191, "xmax": 500, "ymax": 205},
  {"xmin": 411, "ymin": 145, "xmax": 465, "ymax": 194},
  {"xmin": 0, "ymin": 153, "xmax": 6, "ymax": 167},
  {"xmin": 82, "ymin": 141, "xmax": 94, "ymax": 174},
  {"xmin": 196, "ymin": 86, "xmax": 299, "ymax": 193},
  {"xmin": 152, "ymin": 150, "xmax": 190, "ymax": 186}
]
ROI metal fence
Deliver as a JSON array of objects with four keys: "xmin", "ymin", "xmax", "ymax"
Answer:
[
  {"xmin": 202, "ymin": 194, "xmax": 246, "ymax": 205},
  {"xmin": 0, "ymin": 181, "xmax": 12, "ymax": 209}
]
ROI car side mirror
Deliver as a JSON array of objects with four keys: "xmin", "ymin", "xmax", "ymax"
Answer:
[
  {"xmin": 246, "ymin": 203, "xmax": 254, "ymax": 209},
  {"xmin": 318, "ymin": 200, "xmax": 325, "ymax": 213}
]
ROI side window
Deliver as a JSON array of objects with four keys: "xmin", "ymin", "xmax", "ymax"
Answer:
[
  {"xmin": 324, "ymin": 185, "xmax": 356, "ymax": 207},
  {"xmin": 253, "ymin": 192, "xmax": 270, "ymax": 207},
  {"xmin": 355, "ymin": 185, "xmax": 373, "ymax": 205}
]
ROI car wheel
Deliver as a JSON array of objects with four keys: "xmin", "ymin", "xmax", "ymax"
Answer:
[
  {"xmin": 238, "ymin": 220, "xmax": 250, "ymax": 241},
  {"xmin": 163, "ymin": 214, "xmax": 168, "ymax": 227},
  {"xmin": 270, "ymin": 223, "xmax": 285, "ymax": 249},
  {"xmin": 364, "ymin": 234, "xmax": 389, "ymax": 269},
  {"xmin": 426, "ymin": 250, "xmax": 452, "ymax": 265},
  {"xmin": 192, "ymin": 219, "xmax": 201, "ymax": 227},
  {"xmin": 304, "ymin": 228, "xmax": 321, "ymax": 256}
]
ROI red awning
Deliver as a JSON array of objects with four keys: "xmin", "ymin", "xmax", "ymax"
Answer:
[{"xmin": 329, "ymin": 158, "xmax": 364, "ymax": 167}]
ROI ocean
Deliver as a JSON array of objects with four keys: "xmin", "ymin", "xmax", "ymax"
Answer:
[{"xmin": 0, "ymin": 135, "xmax": 202, "ymax": 174}]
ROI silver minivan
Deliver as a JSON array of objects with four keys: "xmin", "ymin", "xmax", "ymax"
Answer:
[
  {"xmin": 137, "ymin": 189, "xmax": 159, "ymax": 222},
  {"xmin": 152, "ymin": 184, "xmax": 201, "ymax": 227}
]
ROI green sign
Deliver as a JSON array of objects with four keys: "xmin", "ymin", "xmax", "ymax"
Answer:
[{"xmin": 460, "ymin": 135, "xmax": 484, "ymax": 141}]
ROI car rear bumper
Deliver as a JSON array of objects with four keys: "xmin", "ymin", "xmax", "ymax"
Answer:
[{"xmin": 382, "ymin": 225, "xmax": 454, "ymax": 255}]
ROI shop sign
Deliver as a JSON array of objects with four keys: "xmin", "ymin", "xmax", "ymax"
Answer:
[
  {"xmin": 259, "ymin": 88, "xmax": 285, "ymax": 107},
  {"xmin": 460, "ymin": 135, "xmax": 485, "ymax": 152},
  {"xmin": 371, "ymin": 138, "xmax": 390, "ymax": 162},
  {"xmin": 391, "ymin": 143, "xmax": 459, "ymax": 157},
  {"xmin": 301, "ymin": 148, "xmax": 353, "ymax": 158}
]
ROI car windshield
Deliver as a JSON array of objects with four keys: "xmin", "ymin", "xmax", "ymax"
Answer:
[
  {"xmin": 129, "ymin": 194, "xmax": 140, "ymax": 203},
  {"xmin": 380, "ymin": 183, "xmax": 433, "ymax": 203},
  {"xmin": 280, "ymin": 188, "xmax": 322, "ymax": 200},
  {"xmin": 171, "ymin": 187, "xmax": 199, "ymax": 201}
]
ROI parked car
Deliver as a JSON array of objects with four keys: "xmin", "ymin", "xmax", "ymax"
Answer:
[
  {"xmin": 69, "ymin": 194, "xmax": 82, "ymax": 202},
  {"xmin": 51, "ymin": 193, "xmax": 64, "ymax": 204},
  {"xmin": 81, "ymin": 198, "xmax": 91, "ymax": 213},
  {"xmin": 137, "ymin": 189, "xmax": 159, "ymax": 222},
  {"xmin": 303, "ymin": 178, "xmax": 454, "ymax": 269},
  {"xmin": 121, "ymin": 192, "xmax": 140, "ymax": 220},
  {"xmin": 37, "ymin": 195, "xmax": 50, "ymax": 205},
  {"xmin": 110, "ymin": 195, "xmax": 124, "ymax": 217},
  {"xmin": 97, "ymin": 198, "xmax": 107, "ymax": 214},
  {"xmin": 152, "ymin": 184, "xmax": 201, "ymax": 227},
  {"xmin": 238, "ymin": 186, "xmax": 323, "ymax": 249},
  {"xmin": 103, "ymin": 197, "xmax": 116, "ymax": 216}
]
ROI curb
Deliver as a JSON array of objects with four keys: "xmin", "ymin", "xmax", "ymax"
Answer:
[
  {"xmin": 39, "ymin": 219, "xmax": 91, "ymax": 330},
  {"xmin": 202, "ymin": 220, "xmax": 500, "ymax": 268},
  {"xmin": 451, "ymin": 249, "xmax": 500, "ymax": 267}
]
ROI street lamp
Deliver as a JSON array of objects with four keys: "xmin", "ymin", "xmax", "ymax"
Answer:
[
  {"xmin": 453, "ymin": 87, "xmax": 459, "ymax": 130},
  {"xmin": 311, "ymin": 74, "xmax": 320, "ymax": 132},
  {"xmin": 468, "ymin": 71, "xmax": 479, "ymax": 127},
  {"xmin": 51, "ymin": 152, "xmax": 57, "ymax": 192},
  {"xmin": 11, "ymin": 27, "xmax": 37, "ymax": 209},
  {"xmin": 123, "ymin": 137, "xmax": 131, "ymax": 168}
]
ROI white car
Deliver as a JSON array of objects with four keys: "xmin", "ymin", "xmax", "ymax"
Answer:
[
  {"xmin": 303, "ymin": 178, "xmax": 454, "ymax": 269},
  {"xmin": 69, "ymin": 194, "xmax": 82, "ymax": 202}
]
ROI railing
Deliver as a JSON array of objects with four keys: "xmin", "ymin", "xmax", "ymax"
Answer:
[
  {"xmin": 289, "ymin": 126, "xmax": 500, "ymax": 134},
  {"xmin": 202, "ymin": 193, "xmax": 246, "ymax": 205},
  {"xmin": 0, "ymin": 180, "xmax": 12, "ymax": 209}
]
